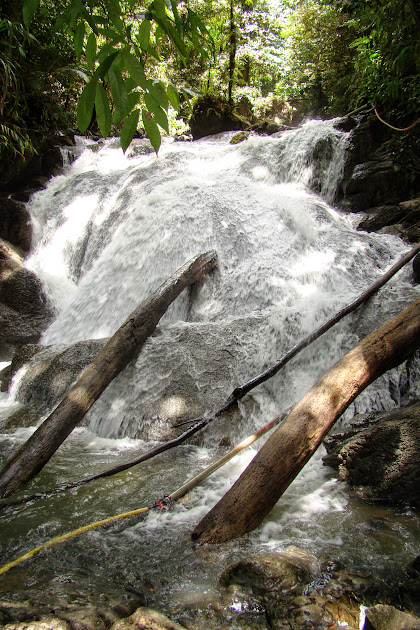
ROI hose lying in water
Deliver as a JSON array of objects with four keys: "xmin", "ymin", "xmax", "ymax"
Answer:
[{"xmin": 0, "ymin": 411, "xmax": 288, "ymax": 577}]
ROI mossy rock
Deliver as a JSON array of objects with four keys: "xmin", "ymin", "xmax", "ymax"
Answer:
[{"xmin": 189, "ymin": 95, "xmax": 245, "ymax": 140}]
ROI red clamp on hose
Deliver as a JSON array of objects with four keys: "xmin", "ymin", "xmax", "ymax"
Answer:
[{"xmin": 151, "ymin": 496, "xmax": 172, "ymax": 510}]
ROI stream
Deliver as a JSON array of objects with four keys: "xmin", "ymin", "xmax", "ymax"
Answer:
[{"xmin": 0, "ymin": 119, "xmax": 419, "ymax": 625}]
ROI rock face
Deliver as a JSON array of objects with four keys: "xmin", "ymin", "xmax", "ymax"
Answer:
[
  {"xmin": 0, "ymin": 199, "xmax": 32, "ymax": 253},
  {"xmin": 189, "ymin": 95, "xmax": 245, "ymax": 140},
  {"xmin": 323, "ymin": 401, "xmax": 420, "ymax": 505},
  {"xmin": 1, "ymin": 132, "xmax": 75, "ymax": 199},
  {"xmin": 340, "ymin": 114, "xmax": 420, "ymax": 243},
  {"xmin": 0, "ymin": 241, "xmax": 54, "ymax": 360}
]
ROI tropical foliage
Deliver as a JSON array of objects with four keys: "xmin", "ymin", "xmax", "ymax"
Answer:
[{"xmin": 1, "ymin": 0, "xmax": 418, "ymax": 166}]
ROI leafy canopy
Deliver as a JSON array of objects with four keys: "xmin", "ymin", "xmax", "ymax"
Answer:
[{"xmin": 22, "ymin": 0, "xmax": 213, "ymax": 152}]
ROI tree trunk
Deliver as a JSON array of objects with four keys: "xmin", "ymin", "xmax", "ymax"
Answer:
[
  {"xmin": 0, "ymin": 252, "xmax": 217, "ymax": 498},
  {"xmin": 228, "ymin": 0, "xmax": 236, "ymax": 105},
  {"xmin": 192, "ymin": 296, "xmax": 420, "ymax": 544}
]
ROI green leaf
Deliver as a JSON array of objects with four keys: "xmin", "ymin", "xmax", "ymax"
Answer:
[
  {"xmin": 95, "ymin": 83, "xmax": 112, "ymax": 137},
  {"xmin": 23, "ymin": 0, "xmax": 40, "ymax": 30},
  {"xmin": 112, "ymin": 91, "xmax": 140, "ymax": 125},
  {"xmin": 77, "ymin": 72, "xmax": 99, "ymax": 133},
  {"xmin": 144, "ymin": 92, "xmax": 169, "ymax": 132},
  {"xmin": 149, "ymin": 80, "xmax": 169, "ymax": 110},
  {"xmin": 74, "ymin": 22, "xmax": 85, "ymax": 58},
  {"xmin": 86, "ymin": 33, "xmax": 97, "ymax": 70},
  {"xmin": 81, "ymin": 7, "xmax": 99, "ymax": 35},
  {"xmin": 170, "ymin": 0, "xmax": 183, "ymax": 35},
  {"xmin": 98, "ymin": 51, "xmax": 119, "ymax": 79},
  {"xmin": 182, "ymin": 86, "xmax": 201, "ymax": 99},
  {"xmin": 152, "ymin": 0, "xmax": 167, "ymax": 21},
  {"xmin": 147, "ymin": 46, "xmax": 162, "ymax": 62},
  {"xmin": 97, "ymin": 27, "xmax": 125, "ymax": 43},
  {"xmin": 137, "ymin": 19, "xmax": 151, "ymax": 50},
  {"xmin": 142, "ymin": 109, "xmax": 161, "ymax": 153},
  {"xmin": 122, "ymin": 50, "xmax": 148, "ymax": 90},
  {"xmin": 167, "ymin": 83, "xmax": 180, "ymax": 111},
  {"xmin": 109, "ymin": 9, "xmax": 124, "ymax": 31},
  {"xmin": 70, "ymin": 0, "xmax": 82, "ymax": 27},
  {"xmin": 108, "ymin": 64, "xmax": 127, "ymax": 118},
  {"xmin": 121, "ymin": 109, "xmax": 140, "ymax": 152}
]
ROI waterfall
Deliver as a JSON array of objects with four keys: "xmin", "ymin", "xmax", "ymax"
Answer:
[
  {"xmin": 1, "ymin": 119, "xmax": 419, "ymax": 613},
  {"xmin": 21, "ymin": 119, "xmax": 418, "ymax": 441}
]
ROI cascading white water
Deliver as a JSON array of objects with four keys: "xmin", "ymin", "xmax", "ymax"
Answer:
[{"xmin": 1, "ymin": 119, "xmax": 419, "ymax": 617}]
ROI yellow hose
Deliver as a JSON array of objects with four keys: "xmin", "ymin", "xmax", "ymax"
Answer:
[
  {"xmin": 0, "ymin": 506, "xmax": 149, "ymax": 576},
  {"xmin": 0, "ymin": 410, "xmax": 288, "ymax": 577}
]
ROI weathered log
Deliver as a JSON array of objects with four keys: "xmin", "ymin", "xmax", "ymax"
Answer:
[
  {"xmin": 1, "ymin": 245, "xmax": 418, "ymax": 508},
  {"xmin": 192, "ymin": 296, "xmax": 420, "ymax": 544},
  {"xmin": 0, "ymin": 252, "xmax": 217, "ymax": 498}
]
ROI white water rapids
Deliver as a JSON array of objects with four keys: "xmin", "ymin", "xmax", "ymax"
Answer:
[{"xmin": 0, "ymin": 120, "xmax": 419, "ymax": 618}]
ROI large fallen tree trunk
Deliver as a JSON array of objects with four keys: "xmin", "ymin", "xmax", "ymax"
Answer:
[
  {"xmin": 0, "ymin": 252, "xmax": 217, "ymax": 498},
  {"xmin": 1, "ymin": 244, "xmax": 418, "ymax": 508},
  {"xmin": 192, "ymin": 296, "xmax": 420, "ymax": 544}
]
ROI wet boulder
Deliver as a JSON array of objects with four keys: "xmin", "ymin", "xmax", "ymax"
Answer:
[
  {"xmin": 323, "ymin": 401, "xmax": 420, "ymax": 506},
  {"xmin": 357, "ymin": 205, "xmax": 406, "ymax": 232},
  {"xmin": 219, "ymin": 549, "xmax": 371, "ymax": 629},
  {"xmin": 413, "ymin": 254, "xmax": 420, "ymax": 284},
  {"xmin": 0, "ymin": 248, "xmax": 54, "ymax": 360},
  {"xmin": 109, "ymin": 608, "xmax": 187, "ymax": 630},
  {"xmin": 4, "ymin": 339, "xmax": 106, "ymax": 412},
  {"xmin": 220, "ymin": 547, "xmax": 320, "ymax": 597},
  {"xmin": 363, "ymin": 604, "xmax": 420, "ymax": 630},
  {"xmin": 0, "ymin": 198, "xmax": 32, "ymax": 253}
]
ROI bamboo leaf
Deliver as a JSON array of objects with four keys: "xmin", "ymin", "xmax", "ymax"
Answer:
[
  {"xmin": 108, "ymin": 64, "xmax": 127, "ymax": 118},
  {"xmin": 167, "ymin": 83, "xmax": 180, "ymax": 111},
  {"xmin": 112, "ymin": 91, "xmax": 140, "ymax": 125},
  {"xmin": 122, "ymin": 50, "xmax": 148, "ymax": 90},
  {"xmin": 149, "ymin": 80, "xmax": 169, "ymax": 110},
  {"xmin": 86, "ymin": 33, "xmax": 97, "ymax": 70},
  {"xmin": 137, "ymin": 19, "xmax": 151, "ymax": 50},
  {"xmin": 98, "ymin": 51, "xmax": 119, "ymax": 79},
  {"xmin": 144, "ymin": 92, "xmax": 169, "ymax": 131},
  {"xmin": 74, "ymin": 22, "xmax": 85, "ymax": 58},
  {"xmin": 22, "ymin": 0, "xmax": 40, "ymax": 30},
  {"xmin": 121, "ymin": 109, "xmax": 140, "ymax": 152},
  {"xmin": 77, "ymin": 73, "xmax": 99, "ymax": 133},
  {"xmin": 142, "ymin": 109, "xmax": 161, "ymax": 153},
  {"xmin": 95, "ymin": 83, "xmax": 112, "ymax": 137}
]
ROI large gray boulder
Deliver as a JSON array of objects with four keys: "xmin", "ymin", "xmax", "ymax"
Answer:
[
  {"xmin": 323, "ymin": 401, "xmax": 420, "ymax": 506},
  {"xmin": 0, "ymin": 239, "xmax": 54, "ymax": 360}
]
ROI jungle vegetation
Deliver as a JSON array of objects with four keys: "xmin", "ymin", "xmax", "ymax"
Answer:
[{"xmin": 0, "ymin": 0, "xmax": 419, "ymax": 159}]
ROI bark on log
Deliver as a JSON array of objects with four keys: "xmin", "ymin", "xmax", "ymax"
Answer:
[
  {"xmin": 0, "ymin": 252, "xmax": 217, "ymax": 498},
  {"xmin": 1, "ymin": 244, "xmax": 418, "ymax": 508},
  {"xmin": 192, "ymin": 296, "xmax": 420, "ymax": 544}
]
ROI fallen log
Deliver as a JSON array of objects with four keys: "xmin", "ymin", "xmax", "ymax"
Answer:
[
  {"xmin": 0, "ymin": 251, "xmax": 217, "ymax": 498},
  {"xmin": 1, "ymin": 244, "xmax": 418, "ymax": 507},
  {"xmin": 192, "ymin": 296, "xmax": 420, "ymax": 544}
]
